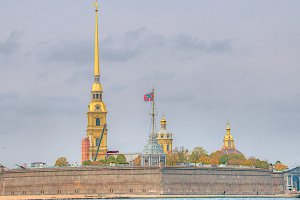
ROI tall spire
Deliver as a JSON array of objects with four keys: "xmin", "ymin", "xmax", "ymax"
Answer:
[{"xmin": 94, "ymin": 0, "xmax": 100, "ymax": 80}]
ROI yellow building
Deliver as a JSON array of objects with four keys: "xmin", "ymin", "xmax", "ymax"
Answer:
[
  {"xmin": 86, "ymin": 1, "xmax": 108, "ymax": 161},
  {"xmin": 221, "ymin": 121, "xmax": 243, "ymax": 155},
  {"xmin": 156, "ymin": 115, "xmax": 173, "ymax": 154}
]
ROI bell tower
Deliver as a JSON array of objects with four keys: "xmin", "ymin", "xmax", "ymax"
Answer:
[
  {"xmin": 223, "ymin": 121, "xmax": 235, "ymax": 149},
  {"xmin": 156, "ymin": 115, "xmax": 173, "ymax": 154},
  {"xmin": 83, "ymin": 0, "xmax": 108, "ymax": 162}
]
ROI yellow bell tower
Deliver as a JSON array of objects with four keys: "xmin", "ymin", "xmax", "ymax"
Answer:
[
  {"xmin": 156, "ymin": 115, "xmax": 173, "ymax": 154},
  {"xmin": 223, "ymin": 121, "xmax": 235, "ymax": 149},
  {"xmin": 86, "ymin": 0, "xmax": 108, "ymax": 161}
]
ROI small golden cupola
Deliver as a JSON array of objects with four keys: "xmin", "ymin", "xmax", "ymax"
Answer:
[
  {"xmin": 156, "ymin": 115, "xmax": 173, "ymax": 154},
  {"xmin": 223, "ymin": 121, "xmax": 235, "ymax": 149},
  {"xmin": 221, "ymin": 121, "xmax": 243, "ymax": 155}
]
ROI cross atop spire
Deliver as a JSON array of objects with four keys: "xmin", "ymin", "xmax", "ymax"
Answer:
[{"xmin": 226, "ymin": 120, "xmax": 231, "ymax": 130}]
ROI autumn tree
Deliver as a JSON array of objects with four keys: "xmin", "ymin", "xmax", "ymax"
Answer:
[
  {"xmin": 166, "ymin": 153, "xmax": 178, "ymax": 166},
  {"xmin": 133, "ymin": 156, "xmax": 141, "ymax": 166},
  {"xmin": 198, "ymin": 155, "xmax": 210, "ymax": 164},
  {"xmin": 273, "ymin": 161, "xmax": 288, "ymax": 171},
  {"xmin": 208, "ymin": 151, "xmax": 222, "ymax": 165},
  {"xmin": 55, "ymin": 157, "xmax": 69, "ymax": 167},
  {"xmin": 188, "ymin": 146, "xmax": 208, "ymax": 163},
  {"xmin": 227, "ymin": 154, "xmax": 246, "ymax": 165}
]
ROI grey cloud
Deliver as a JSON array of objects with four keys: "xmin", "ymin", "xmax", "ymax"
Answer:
[
  {"xmin": 174, "ymin": 35, "xmax": 232, "ymax": 53},
  {"xmin": 0, "ymin": 92, "xmax": 18, "ymax": 103},
  {"xmin": 0, "ymin": 31, "xmax": 21, "ymax": 56},
  {"xmin": 0, "ymin": 95, "xmax": 83, "ymax": 117},
  {"xmin": 40, "ymin": 40, "xmax": 93, "ymax": 65},
  {"xmin": 38, "ymin": 28, "xmax": 233, "ymax": 64},
  {"xmin": 140, "ymin": 70, "xmax": 174, "ymax": 81}
]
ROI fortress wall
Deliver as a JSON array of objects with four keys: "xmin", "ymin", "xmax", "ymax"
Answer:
[
  {"xmin": 161, "ymin": 167, "xmax": 284, "ymax": 195},
  {"xmin": 0, "ymin": 167, "xmax": 284, "ymax": 196},
  {"xmin": 0, "ymin": 167, "xmax": 162, "ymax": 196},
  {"xmin": 271, "ymin": 172, "xmax": 285, "ymax": 194},
  {"xmin": 0, "ymin": 167, "xmax": 3, "ymax": 195}
]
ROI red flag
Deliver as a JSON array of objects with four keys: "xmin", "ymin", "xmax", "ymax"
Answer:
[{"xmin": 144, "ymin": 92, "xmax": 154, "ymax": 102}]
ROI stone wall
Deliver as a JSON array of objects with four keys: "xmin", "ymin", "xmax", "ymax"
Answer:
[
  {"xmin": 0, "ymin": 167, "xmax": 162, "ymax": 196},
  {"xmin": 162, "ymin": 167, "xmax": 284, "ymax": 195},
  {"xmin": 0, "ymin": 166, "xmax": 284, "ymax": 196}
]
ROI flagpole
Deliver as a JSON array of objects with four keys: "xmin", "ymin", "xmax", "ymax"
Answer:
[{"xmin": 152, "ymin": 88, "xmax": 155, "ymax": 138}]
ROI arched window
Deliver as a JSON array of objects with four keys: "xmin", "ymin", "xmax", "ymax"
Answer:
[
  {"xmin": 96, "ymin": 94, "xmax": 99, "ymax": 98},
  {"xmin": 96, "ymin": 118, "xmax": 100, "ymax": 126},
  {"xmin": 167, "ymin": 144, "xmax": 170, "ymax": 151},
  {"xmin": 93, "ymin": 94, "xmax": 95, "ymax": 99}
]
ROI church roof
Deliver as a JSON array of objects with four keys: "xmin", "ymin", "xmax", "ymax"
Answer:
[
  {"xmin": 142, "ymin": 136, "xmax": 165, "ymax": 155},
  {"xmin": 221, "ymin": 148, "xmax": 243, "ymax": 155}
]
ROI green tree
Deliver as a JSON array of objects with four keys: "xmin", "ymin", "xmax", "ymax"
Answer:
[
  {"xmin": 188, "ymin": 146, "xmax": 208, "ymax": 163},
  {"xmin": 55, "ymin": 157, "xmax": 69, "ymax": 167},
  {"xmin": 82, "ymin": 160, "xmax": 92, "ymax": 166},
  {"xmin": 219, "ymin": 155, "xmax": 229, "ymax": 164},
  {"xmin": 106, "ymin": 156, "xmax": 116, "ymax": 163},
  {"xmin": 175, "ymin": 147, "xmax": 189, "ymax": 163},
  {"xmin": 116, "ymin": 154, "xmax": 127, "ymax": 164}
]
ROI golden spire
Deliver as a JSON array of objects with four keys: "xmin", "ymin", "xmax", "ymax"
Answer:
[
  {"xmin": 94, "ymin": 0, "xmax": 100, "ymax": 78},
  {"xmin": 91, "ymin": 0, "xmax": 102, "ymax": 92}
]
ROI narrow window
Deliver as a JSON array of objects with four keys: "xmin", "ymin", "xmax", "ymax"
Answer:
[
  {"xmin": 96, "ymin": 138, "xmax": 100, "ymax": 146},
  {"xmin": 167, "ymin": 144, "xmax": 170, "ymax": 151},
  {"xmin": 93, "ymin": 94, "xmax": 95, "ymax": 99},
  {"xmin": 96, "ymin": 94, "xmax": 99, "ymax": 98},
  {"xmin": 96, "ymin": 118, "xmax": 100, "ymax": 126}
]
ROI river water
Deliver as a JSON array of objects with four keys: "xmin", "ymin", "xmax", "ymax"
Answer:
[{"xmin": 79, "ymin": 198, "xmax": 297, "ymax": 200}]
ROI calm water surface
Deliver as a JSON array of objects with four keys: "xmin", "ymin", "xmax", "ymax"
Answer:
[{"xmin": 78, "ymin": 198, "xmax": 298, "ymax": 200}]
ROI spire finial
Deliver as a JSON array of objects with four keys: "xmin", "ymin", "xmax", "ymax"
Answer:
[
  {"xmin": 94, "ymin": 0, "xmax": 98, "ymax": 11},
  {"xmin": 226, "ymin": 120, "xmax": 230, "ymax": 130},
  {"xmin": 93, "ymin": 0, "xmax": 100, "ymax": 80}
]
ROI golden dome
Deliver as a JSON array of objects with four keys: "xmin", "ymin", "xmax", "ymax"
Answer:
[
  {"xmin": 92, "ymin": 82, "xmax": 102, "ymax": 92},
  {"xmin": 160, "ymin": 115, "xmax": 166, "ymax": 124}
]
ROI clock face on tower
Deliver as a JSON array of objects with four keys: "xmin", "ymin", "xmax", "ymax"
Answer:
[{"xmin": 95, "ymin": 105, "xmax": 101, "ymax": 111}]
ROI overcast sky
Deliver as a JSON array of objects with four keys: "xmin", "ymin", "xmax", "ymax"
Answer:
[{"xmin": 0, "ymin": 0, "xmax": 299, "ymax": 168}]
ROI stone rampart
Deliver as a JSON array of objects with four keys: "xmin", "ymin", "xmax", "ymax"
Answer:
[
  {"xmin": 0, "ymin": 166, "xmax": 284, "ymax": 196},
  {"xmin": 162, "ymin": 167, "xmax": 284, "ymax": 195}
]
